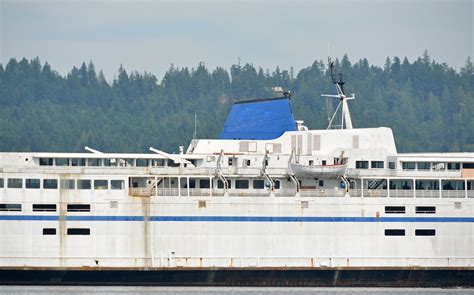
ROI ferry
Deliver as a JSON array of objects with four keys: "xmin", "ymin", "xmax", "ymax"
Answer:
[{"xmin": 0, "ymin": 62, "xmax": 473, "ymax": 286}]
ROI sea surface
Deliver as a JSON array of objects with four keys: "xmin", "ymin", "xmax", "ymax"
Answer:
[{"xmin": 0, "ymin": 286, "xmax": 472, "ymax": 295}]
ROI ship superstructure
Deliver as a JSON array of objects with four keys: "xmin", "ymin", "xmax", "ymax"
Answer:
[{"xmin": 0, "ymin": 64, "xmax": 473, "ymax": 286}]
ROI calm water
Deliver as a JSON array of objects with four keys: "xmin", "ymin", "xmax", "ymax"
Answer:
[{"xmin": 0, "ymin": 287, "xmax": 471, "ymax": 295}]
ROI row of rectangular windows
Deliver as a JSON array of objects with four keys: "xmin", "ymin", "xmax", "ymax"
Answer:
[
  {"xmin": 385, "ymin": 229, "xmax": 436, "ymax": 236},
  {"xmin": 356, "ymin": 161, "xmax": 474, "ymax": 170},
  {"xmin": 0, "ymin": 204, "xmax": 90, "ymax": 212},
  {"xmin": 0, "ymin": 179, "xmax": 124, "ymax": 190},
  {"xmin": 400, "ymin": 162, "xmax": 473, "ymax": 171},
  {"xmin": 43, "ymin": 228, "xmax": 90, "ymax": 235},
  {"xmin": 43, "ymin": 228, "xmax": 434, "ymax": 236},
  {"xmin": 39, "ymin": 157, "xmax": 179, "ymax": 168},
  {"xmin": 385, "ymin": 206, "xmax": 436, "ymax": 214},
  {"xmin": 179, "ymin": 179, "xmax": 281, "ymax": 190},
  {"xmin": 367, "ymin": 179, "xmax": 472, "ymax": 191}
]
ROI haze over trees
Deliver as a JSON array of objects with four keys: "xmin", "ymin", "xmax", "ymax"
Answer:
[{"xmin": 0, "ymin": 52, "xmax": 472, "ymax": 153}]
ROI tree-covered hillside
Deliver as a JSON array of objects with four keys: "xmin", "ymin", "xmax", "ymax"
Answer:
[{"xmin": 0, "ymin": 52, "xmax": 472, "ymax": 153}]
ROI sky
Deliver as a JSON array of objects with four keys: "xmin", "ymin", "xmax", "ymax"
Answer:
[{"xmin": 0, "ymin": 0, "xmax": 472, "ymax": 81}]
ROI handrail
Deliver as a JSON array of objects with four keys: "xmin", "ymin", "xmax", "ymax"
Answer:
[
  {"xmin": 261, "ymin": 150, "xmax": 274, "ymax": 191},
  {"xmin": 215, "ymin": 150, "xmax": 228, "ymax": 193}
]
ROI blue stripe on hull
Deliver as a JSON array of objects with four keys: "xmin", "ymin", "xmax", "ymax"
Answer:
[{"xmin": 0, "ymin": 215, "xmax": 473, "ymax": 222}]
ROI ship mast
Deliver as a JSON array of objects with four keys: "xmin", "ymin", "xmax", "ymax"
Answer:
[{"xmin": 321, "ymin": 58, "xmax": 355, "ymax": 129}]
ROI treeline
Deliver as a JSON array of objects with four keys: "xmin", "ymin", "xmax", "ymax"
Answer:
[{"xmin": 0, "ymin": 52, "xmax": 472, "ymax": 153}]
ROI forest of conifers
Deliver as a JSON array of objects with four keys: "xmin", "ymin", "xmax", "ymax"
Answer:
[{"xmin": 0, "ymin": 52, "xmax": 473, "ymax": 153}]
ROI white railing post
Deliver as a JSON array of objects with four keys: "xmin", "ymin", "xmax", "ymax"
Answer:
[
  {"xmin": 178, "ymin": 175, "xmax": 181, "ymax": 197},
  {"xmin": 387, "ymin": 178, "xmax": 390, "ymax": 198},
  {"xmin": 439, "ymin": 179, "xmax": 442, "ymax": 198},
  {"xmin": 210, "ymin": 177, "xmax": 213, "ymax": 197},
  {"xmin": 413, "ymin": 179, "xmax": 416, "ymax": 198},
  {"xmin": 465, "ymin": 179, "xmax": 468, "ymax": 199},
  {"xmin": 187, "ymin": 177, "xmax": 190, "ymax": 197}
]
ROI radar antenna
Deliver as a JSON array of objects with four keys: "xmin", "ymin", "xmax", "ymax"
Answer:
[{"xmin": 321, "ymin": 58, "xmax": 355, "ymax": 129}]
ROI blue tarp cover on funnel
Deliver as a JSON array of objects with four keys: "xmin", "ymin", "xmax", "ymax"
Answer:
[{"xmin": 219, "ymin": 97, "xmax": 297, "ymax": 140}]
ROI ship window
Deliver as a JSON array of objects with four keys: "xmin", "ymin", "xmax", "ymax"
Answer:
[
  {"xmin": 136, "ymin": 159, "xmax": 149, "ymax": 167},
  {"xmin": 228, "ymin": 158, "xmax": 233, "ymax": 166},
  {"xmin": 416, "ymin": 206, "xmax": 436, "ymax": 214},
  {"xmin": 67, "ymin": 204, "xmax": 90, "ymax": 212},
  {"xmin": 153, "ymin": 159, "xmax": 165, "ymax": 167},
  {"xmin": 389, "ymin": 162, "xmax": 396, "ymax": 169},
  {"xmin": 244, "ymin": 159, "xmax": 251, "ymax": 167},
  {"xmin": 318, "ymin": 180, "xmax": 324, "ymax": 187},
  {"xmin": 239, "ymin": 142, "xmax": 249, "ymax": 152},
  {"xmin": 94, "ymin": 180, "xmax": 108, "ymax": 190},
  {"xmin": 67, "ymin": 228, "xmax": 90, "ymax": 235},
  {"xmin": 43, "ymin": 179, "xmax": 58, "ymax": 189},
  {"xmin": 60, "ymin": 179, "xmax": 75, "ymax": 189},
  {"xmin": 356, "ymin": 161, "xmax": 368, "ymax": 169},
  {"xmin": 389, "ymin": 179, "xmax": 412, "ymax": 190},
  {"xmin": 402, "ymin": 162, "xmax": 416, "ymax": 170},
  {"xmin": 87, "ymin": 158, "xmax": 101, "ymax": 166},
  {"xmin": 253, "ymin": 180, "xmax": 265, "ymax": 189},
  {"xmin": 0, "ymin": 204, "xmax": 21, "ymax": 211},
  {"xmin": 385, "ymin": 206, "xmax": 405, "ymax": 214},
  {"xmin": 274, "ymin": 180, "xmax": 281, "ymax": 189},
  {"xmin": 235, "ymin": 180, "xmax": 249, "ymax": 189},
  {"xmin": 26, "ymin": 179, "xmax": 41, "ymax": 189},
  {"xmin": 415, "ymin": 180, "xmax": 439, "ymax": 190},
  {"xmin": 322, "ymin": 160, "xmax": 327, "ymax": 166},
  {"xmin": 432, "ymin": 162, "xmax": 446, "ymax": 171},
  {"xmin": 463, "ymin": 163, "xmax": 474, "ymax": 169},
  {"xmin": 111, "ymin": 180, "xmax": 124, "ymax": 190},
  {"xmin": 199, "ymin": 179, "xmax": 210, "ymax": 189},
  {"xmin": 415, "ymin": 229, "xmax": 436, "ymax": 236},
  {"xmin": 77, "ymin": 180, "xmax": 91, "ymax": 190},
  {"xmin": 7, "ymin": 178, "xmax": 22, "ymax": 188},
  {"xmin": 43, "ymin": 228, "xmax": 56, "ymax": 235},
  {"xmin": 39, "ymin": 158, "xmax": 54, "ymax": 166},
  {"xmin": 71, "ymin": 158, "xmax": 86, "ymax": 166},
  {"xmin": 417, "ymin": 162, "xmax": 431, "ymax": 170},
  {"xmin": 0, "ymin": 178, "xmax": 3, "ymax": 188},
  {"xmin": 371, "ymin": 161, "xmax": 384, "ymax": 169},
  {"xmin": 55, "ymin": 158, "xmax": 69, "ymax": 166},
  {"xmin": 385, "ymin": 229, "xmax": 405, "ymax": 236},
  {"xmin": 33, "ymin": 204, "xmax": 57, "ymax": 212},
  {"xmin": 117, "ymin": 159, "xmax": 128, "ymax": 167},
  {"xmin": 217, "ymin": 180, "xmax": 231, "ymax": 189},
  {"xmin": 447, "ymin": 163, "xmax": 461, "ymax": 171},
  {"xmin": 108, "ymin": 158, "xmax": 119, "ymax": 167},
  {"xmin": 248, "ymin": 142, "xmax": 257, "ymax": 152},
  {"xmin": 442, "ymin": 180, "xmax": 464, "ymax": 190}
]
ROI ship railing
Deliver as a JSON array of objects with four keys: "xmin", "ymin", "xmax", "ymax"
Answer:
[
  {"xmin": 415, "ymin": 190, "xmax": 441, "ymax": 198},
  {"xmin": 298, "ymin": 189, "xmax": 346, "ymax": 198},
  {"xmin": 441, "ymin": 190, "xmax": 468, "ymax": 198},
  {"xmin": 130, "ymin": 187, "xmax": 472, "ymax": 198}
]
